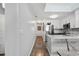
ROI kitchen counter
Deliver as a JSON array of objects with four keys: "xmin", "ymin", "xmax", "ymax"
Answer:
[
  {"xmin": 45, "ymin": 30, "xmax": 79, "ymax": 56},
  {"xmin": 47, "ymin": 34, "xmax": 79, "ymax": 40}
]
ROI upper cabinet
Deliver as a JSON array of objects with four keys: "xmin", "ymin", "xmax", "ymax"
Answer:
[
  {"xmin": 46, "ymin": 10, "xmax": 79, "ymax": 29},
  {"xmin": 69, "ymin": 13, "xmax": 75, "ymax": 28},
  {"xmin": 75, "ymin": 9, "xmax": 79, "ymax": 28},
  {"xmin": 61, "ymin": 13, "xmax": 76, "ymax": 29}
]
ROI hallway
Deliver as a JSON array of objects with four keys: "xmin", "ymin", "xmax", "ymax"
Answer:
[{"xmin": 30, "ymin": 36, "xmax": 49, "ymax": 56}]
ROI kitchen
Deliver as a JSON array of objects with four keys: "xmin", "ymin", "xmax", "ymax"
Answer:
[
  {"xmin": 4, "ymin": 3, "xmax": 79, "ymax": 56},
  {"xmin": 29, "ymin": 3, "xmax": 79, "ymax": 56}
]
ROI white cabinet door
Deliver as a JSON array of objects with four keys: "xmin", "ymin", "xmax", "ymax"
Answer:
[
  {"xmin": 75, "ymin": 9, "xmax": 79, "ymax": 28},
  {"xmin": 69, "ymin": 13, "xmax": 75, "ymax": 28},
  {"xmin": 62, "ymin": 13, "xmax": 75, "ymax": 28}
]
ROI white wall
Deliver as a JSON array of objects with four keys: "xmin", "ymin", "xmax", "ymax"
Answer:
[
  {"xmin": 5, "ymin": 3, "xmax": 36, "ymax": 56},
  {"xmin": 5, "ymin": 4, "xmax": 20, "ymax": 56},
  {"xmin": 18, "ymin": 4, "xmax": 35, "ymax": 56},
  {"xmin": 0, "ymin": 15, "xmax": 4, "ymax": 32},
  {"xmin": 0, "ymin": 14, "xmax": 5, "ymax": 53}
]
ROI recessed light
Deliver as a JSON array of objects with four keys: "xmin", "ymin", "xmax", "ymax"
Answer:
[
  {"xmin": 2, "ymin": 3, "xmax": 5, "ymax": 8},
  {"xmin": 49, "ymin": 15, "xmax": 58, "ymax": 18}
]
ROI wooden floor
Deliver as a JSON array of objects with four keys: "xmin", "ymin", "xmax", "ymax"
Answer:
[{"xmin": 30, "ymin": 36, "xmax": 49, "ymax": 56}]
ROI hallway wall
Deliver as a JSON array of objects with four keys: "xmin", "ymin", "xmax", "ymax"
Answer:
[
  {"xmin": 18, "ymin": 4, "xmax": 35, "ymax": 56},
  {"xmin": 5, "ymin": 3, "xmax": 35, "ymax": 56},
  {"xmin": 0, "ymin": 15, "xmax": 5, "ymax": 54}
]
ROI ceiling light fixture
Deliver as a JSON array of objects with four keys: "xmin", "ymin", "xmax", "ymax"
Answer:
[
  {"xmin": 2, "ymin": 3, "xmax": 5, "ymax": 8},
  {"xmin": 49, "ymin": 15, "xmax": 58, "ymax": 18}
]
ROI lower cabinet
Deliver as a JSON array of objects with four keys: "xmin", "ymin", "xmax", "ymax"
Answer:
[{"xmin": 45, "ymin": 34, "xmax": 51, "ymax": 55}]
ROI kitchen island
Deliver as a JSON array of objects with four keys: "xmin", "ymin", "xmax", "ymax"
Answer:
[{"xmin": 45, "ymin": 33, "xmax": 79, "ymax": 56}]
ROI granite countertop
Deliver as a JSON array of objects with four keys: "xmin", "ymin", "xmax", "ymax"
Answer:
[
  {"xmin": 46, "ymin": 28, "xmax": 79, "ymax": 39},
  {"xmin": 47, "ymin": 33, "xmax": 79, "ymax": 39}
]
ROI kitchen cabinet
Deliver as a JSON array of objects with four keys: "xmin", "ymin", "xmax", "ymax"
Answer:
[
  {"xmin": 61, "ymin": 13, "xmax": 76, "ymax": 28},
  {"xmin": 69, "ymin": 9, "xmax": 79, "ymax": 28},
  {"xmin": 70, "ymin": 15, "xmax": 75, "ymax": 28},
  {"xmin": 45, "ymin": 34, "xmax": 51, "ymax": 55},
  {"xmin": 75, "ymin": 9, "xmax": 79, "ymax": 28}
]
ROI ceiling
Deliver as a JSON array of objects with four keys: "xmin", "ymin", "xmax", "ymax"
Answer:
[
  {"xmin": 45, "ymin": 3, "xmax": 79, "ymax": 12},
  {"xmin": 28, "ymin": 3, "xmax": 79, "ymax": 20}
]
